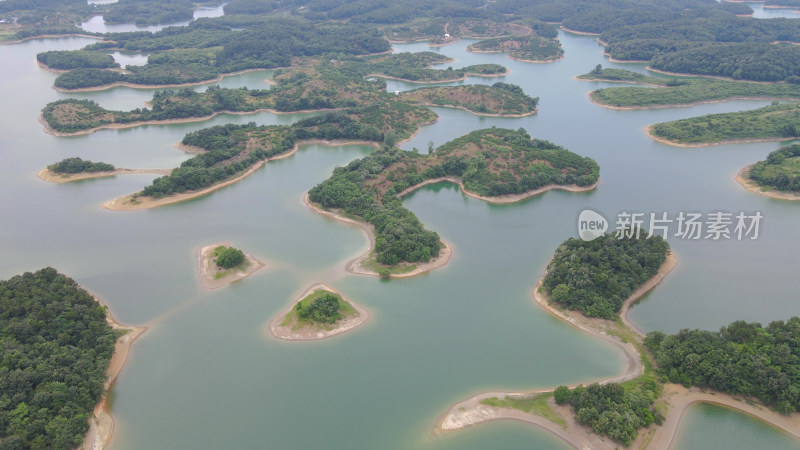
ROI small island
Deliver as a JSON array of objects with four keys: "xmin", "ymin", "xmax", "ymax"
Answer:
[
  {"xmin": 37, "ymin": 157, "xmax": 170, "ymax": 183},
  {"xmin": 579, "ymin": 66, "xmax": 800, "ymax": 109},
  {"xmin": 737, "ymin": 144, "xmax": 800, "ymax": 200},
  {"xmin": 467, "ymin": 35, "xmax": 564, "ymax": 63},
  {"xmin": 197, "ymin": 243, "xmax": 265, "ymax": 289},
  {"xmin": 646, "ymin": 103, "xmax": 800, "ymax": 146},
  {"xmin": 269, "ymin": 283, "xmax": 368, "ymax": 341}
]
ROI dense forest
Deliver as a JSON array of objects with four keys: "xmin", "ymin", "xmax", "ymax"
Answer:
[
  {"xmin": 48, "ymin": 157, "xmax": 115, "ymax": 174},
  {"xmin": 646, "ymin": 317, "xmax": 800, "ymax": 414},
  {"xmin": 294, "ymin": 291, "xmax": 347, "ymax": 324},
  {"xmin": 37, "ymin": 50, "xmax": 118, "ymax": 70},
  {"xmin": 747, "ymin": 144, "xmax": 800, "ymax": 192},
  {"xmin": 649, "ymin": 43, "xmax": 800, "ymax": 82},
  {"xmin": 103, "ymin": 0, "xmax": 197, "ymax": 26},
  {"xmin": 541, "ymin": 233, "xmax": 670, "ymax": 319},
  {"xmin": 554, "ymin": 381, "xmax": 663, "ymax": 446},
  {"xmin": 0, "ymin": 268, "xmax": 117, "ymax": 449},
  {"xmin": 581, "ymin": 67, "xmax": 800, "ymax": 108},
  {"xmin": 649, "ymin": 103, "xmax": 800, "ymax": 145},
  {"xmin": 214, "ymin": 246, "xmax": 245, "ymax": 269}
]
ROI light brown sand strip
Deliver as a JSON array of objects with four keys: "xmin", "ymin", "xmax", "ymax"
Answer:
[{"xmin": 735, "ymin": 164, "xmax": 800, "ymax": 200}]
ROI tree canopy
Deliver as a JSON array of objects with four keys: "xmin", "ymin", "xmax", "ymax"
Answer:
[{"xmin": 0, "ymin": 268, "xmax": 117, "ymax": 449}]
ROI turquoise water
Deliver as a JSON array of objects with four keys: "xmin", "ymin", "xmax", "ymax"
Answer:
[{"xmin": 0, "ymin": 29, "xmax": 798, "ymax": 450}]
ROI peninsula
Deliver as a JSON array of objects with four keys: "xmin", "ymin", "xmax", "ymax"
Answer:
[
  {"xmin": 579, "ymin": 66, "xmax": 800, "ymax": 109},
  {"xmin": 646, "ymin": 103, "xmax": 800, "ymax": 146},
  {"xmin": 439, "ymin": 232, "xmax": 800, "ymax": 448},
  {"xmin": 736, "ymin": 144, "xmax": 800, "ymax": 200}
]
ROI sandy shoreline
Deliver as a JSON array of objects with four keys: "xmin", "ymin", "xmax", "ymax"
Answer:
[
  {"xmin": 37, "ymin": 168, "xmax": 171, "ymax": 183},
  {"xmin": 197, "ymin": 243, "xmax": 266, "ymax": 289},
  {"xmin": 102, "ymin": 139, "xmax": 380, "ymax": 211},
  {"xmin": 80, "ymin": 294, "xmax": 146, "ymax": 450},
  {"xmin": 268, "ymin": 283, "xmax": 369, "ymax": 340},
  {"xmin": 735, "ymin": 164, "xmax": 800, "ymax": 200},
  {"xmin": 644, "ymin": 124, "xmax": 799, "ymax": 147},
  {"xmin": 437, "ymin": 255, "xmax": 677, "ymax": 443},
  {"xmin": 302, "ymin": 193, "xmax": 453, "ymax": 279},
  {"xmin": 396, "ymin": 176, "xmax": 598, "ymax": 204}
]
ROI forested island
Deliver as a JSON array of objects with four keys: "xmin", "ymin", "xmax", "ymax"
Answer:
[
  {"xmin": 400, "ymin": 83, "xmax": 538, "ymax": 116},
  {"xmin": 541, "ymin": 233, "xmax": 670, "ymax": 320},
  {"xmin": 646, "ymin": 103, "xmax": 800, "ymax": 146},
  {"xmin": 269, "ymin": 284, "xmax": 368, "ymax": 340},
  {"xmin": 580, "ymin": 66, "xmax": 800, "ymax": 109},
  {"xmin": 0, "ymin": 268, "xmax": 137, "ymax": 449},
  {"xmin": 197, "ymin": 243, "xmax": 265, "ymax": 289},
  {"xmin": 466, "ymin": 35, "xmax": 564, "ymax": 62},
  {"xmin": 737, "ymin": 144, "xmax": 800, "ymax": 199}
]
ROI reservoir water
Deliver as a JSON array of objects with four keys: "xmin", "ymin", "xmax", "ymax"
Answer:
[{"xmin": 0, "ymin": 29, "xmax": 798, "ymax": 449}]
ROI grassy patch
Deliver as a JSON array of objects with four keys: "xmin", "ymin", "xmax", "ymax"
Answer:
[{"xmin": 480, "ymin": 392, "xmax": 566, "ymax": 427}]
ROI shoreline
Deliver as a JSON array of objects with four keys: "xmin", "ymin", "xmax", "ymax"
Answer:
[
  {"xmin": 52, "ymin": 68, "xmax": 276, "ymax": 93},
  {"xmin": 438, "ymin": 255, "xmax": 678, "ymax": 439},
  {"xmin": 558, "ymin": 26, "xmax": 600, "ymax": 36},
  {"xmin": 404, "ymin": 101, "xmax": 535, "ymax": 117},
  {"xmin": 396, "ymin": 176, "xmax": 598, "ymax": 204},
  {"xmin": 735, "ymin": 164, "xmax": 800, "ymax": 200},
  {"xmin": 644, "ymin": 124, "xmax": 799, "ymax": 147},
  {"xmin": 37, "ymin": 168, "xmax": 171, "ymax": 183},
  {"xmin": 439, "ymin": 251, "xmax": 800, "ymax": 449},
  {"xmin": 80, "ymin": 294, "xmax": 146, "ymax": 450},
  {"xmin": 268, "ymin": 283, "xmax": 369, "ymax": 340},
  {"xmin": 302, "ymin": 193, "xmax": 453, "ymax": 279},
  {"xmin": 197, "ymin": 243, "xmax": 266, "ymax": 290},
  {"xmin": 0, "ymin": 33, "xmax": 103, "ymax": 45},
  {"xmin": 102, "ymin": 139, "xmax": 380, "ymax": 211}
]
